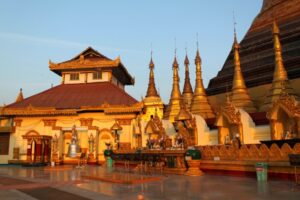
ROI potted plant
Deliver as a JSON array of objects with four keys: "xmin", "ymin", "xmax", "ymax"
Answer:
[{"xmin": 185, "ymin": 148, "xmax": 203, "ymax": 176}]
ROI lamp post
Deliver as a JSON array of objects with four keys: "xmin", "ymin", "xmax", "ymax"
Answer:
[{"xmin": 111, "ymin": 120, "xmax": 123, "ymax": 150}]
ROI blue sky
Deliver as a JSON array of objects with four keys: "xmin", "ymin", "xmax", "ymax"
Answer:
[{"xmin": 0, "ymin": 0, "xmax": 262, "ymax": 104}]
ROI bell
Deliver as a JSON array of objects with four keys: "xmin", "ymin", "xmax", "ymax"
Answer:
[
  {"xmin": 67, "ymin": 125, "xmax": 81, "ymax": 157},
  {"xmin": 68, "ymin": 142, "xmax": 80, "ymax": 158}
]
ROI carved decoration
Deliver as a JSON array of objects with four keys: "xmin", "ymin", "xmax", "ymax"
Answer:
[
  {"xmin": 80, "ymin": 118, "xmax": 93, "ymax": 127},
  {"xmin": 14, "ymin": 119, "xmax": 22, "ymax": 127},
  {"xmin": 43, "ymin": 119, "xmax": 57, "ymax": 127},
  {"xmin": 117, "ymin": 119, "xmax": 131, "ymax": 126},
  {"xmin": 269, "ymin": 144, "xmax": 283, "ymax": 161},
  {"xmin": 259, "ymin": 144, "xmax": 270, "ymax": 161}
]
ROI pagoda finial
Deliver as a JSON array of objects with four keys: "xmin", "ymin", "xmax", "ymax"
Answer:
[
  {"xmin": 146, "ymin": 51, "xmax": 159, "ymax": 98},
  {"xmin": 190, "ymin": 43, "xmax": 215, "ymax": 119},
  {"xmin": 272, "ymin": 20, "xmax": 288, "ymax": 82},
  {"xmin": 182, "ymin": 48, "xmax": 193, "ymax": 111},
  {"xmin": 15, "ymin": 88, "xmax": 24, "ymax": 103},
  {"xmin": 195, "ymin": 33, "xmax": 201, "ymax": 64},
  {"xmin": 164, "ymin": 52, "xmax": 182, "ymax": 122},
  {"xmin": 233, "ymin": 10, "xmax": 238, "ymax": 44},
  {"xmin": 261, "ymin": 21, "xmax": 295, "ymax": 111},
  {"xmin": 231, "ymin": 28, "xmax": 256, "ymax": 112}
]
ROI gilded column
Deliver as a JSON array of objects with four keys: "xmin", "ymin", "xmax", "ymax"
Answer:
[
  {"xmin": 231, "ymin": 32, "xmax": 256, "ymax": 113},
  {"xmin": 190, "ymin": 49, "xmax": 215, "ymax": 119},
  {"xmin": 182, "ymin": 54, "xmax": 194, "ymax": 111},
  {"xmin": 164, "ymin": 56, "xmax": 182, "ymax": 122},
  {"xmin": 261, "ymin": 21, "xmax": 295, "ymax": 111}
]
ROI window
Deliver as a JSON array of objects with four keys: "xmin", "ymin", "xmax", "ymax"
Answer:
[
  {"xmin": 93, "ymin": 71, "xmax": 102, "ymax": 80},
  {"xmin": 0, "ymin": 133, "xmax": 9, "ymax": 155},
  {"xmin": 70, "ymin": 73, "xmax": 79, "ymax": 81}
]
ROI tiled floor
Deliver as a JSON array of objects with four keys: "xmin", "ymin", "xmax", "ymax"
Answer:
[{"xmin": 0, "ymin": 165, "xmax": 300, "ymax": 200}]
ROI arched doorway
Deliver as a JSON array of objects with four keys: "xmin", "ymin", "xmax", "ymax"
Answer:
[
  {"xmin": 215, "ymin": 103, "xmax": 243, "ymax": 145},
  {"xmin": 97, "ymin": 129, "xmax": 114, "ymax": 162},
  {"xmin": 22, "ymin": 130, "xmax": 52, "ymax": 164}
]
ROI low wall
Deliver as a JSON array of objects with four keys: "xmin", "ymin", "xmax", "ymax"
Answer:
[{"xmin": 196, "ymin": 143, "xmax": 300, "ymax": 179}]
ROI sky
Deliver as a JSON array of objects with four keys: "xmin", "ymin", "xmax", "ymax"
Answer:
[{"xmin": 0, "ymin": 0, "xmax": 262, "ymax": 105}]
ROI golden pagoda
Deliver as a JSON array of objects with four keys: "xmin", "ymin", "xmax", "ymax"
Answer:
[
  {"xmin": 142, "ymin": 54, "xmax": 164, "ymax": 121},
  {"xmin": 164, "ymin": 55, "xmax": 182, "ymax": 122},
  {"xmin": 231, "ymin": 31, "xmax": 256, "ymax": 113},
  {"xmin": 190, "ymin": 48, "xmax": 215, "ymax": 119},
  {"xmin": 182, "ymin": 54, "xmax": 194, "ymax": 111},
  {"xmin": 15, "ymin": 88, "xmax": 24, "ymax": 103},
  {"xmin": 261, "ymin": 21, "xmax": 295, "ymax": 111}
]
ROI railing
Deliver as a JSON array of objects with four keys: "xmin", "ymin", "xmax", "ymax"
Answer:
[{"xmin": 197, "ymin": 143, "xmax": 300, "ymax": 162}]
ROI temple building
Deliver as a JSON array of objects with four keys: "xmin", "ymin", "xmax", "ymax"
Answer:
[{"xmin": 0, "ymin": 47, "xmax": 143, "ymax": 164}]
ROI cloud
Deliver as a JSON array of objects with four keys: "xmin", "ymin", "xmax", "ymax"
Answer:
[{"xmin": 0, "ymin": 32, "xmax": 143, "ymax": 54}]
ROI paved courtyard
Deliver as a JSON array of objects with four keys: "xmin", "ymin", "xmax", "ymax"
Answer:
[{"xmin": 0, "ymin": 165, "xmax": 300, "ymax": 200}]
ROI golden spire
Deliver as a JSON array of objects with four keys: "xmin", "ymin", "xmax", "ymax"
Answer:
[
  {"xmin": 190, "ymin": 45, "xmax": 215, "ymax": 119},
  {"xmin": 231, "ymin": 31, "xmax": 256, "ymax": 112},
  {"xmin": 164, "ymin": 53, "xmax": 182, "ymax": 122},
  {"xmin": 146, "ymin": 52, "xmax": 159, "ymax": 98},
  {"xmin": 182, "ymin": 52, "xmax": 194, "ymax": 111},
  {"xmin": 261, "ymin": 21, "xmax": 294, "ymax": 111},
  {"xmin": 15, "ymin": 88, "xmax": 24, "ymax": 103}
]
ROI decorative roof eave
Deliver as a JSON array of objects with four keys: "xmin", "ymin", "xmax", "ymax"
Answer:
[
  {"xmin": 0, "ymin": 108, "xmax": 77, "ymax": 117},
  {"xmin": 103, "ymin": 103, "xmax": 143, "ymax": 114},
  {"xmin": 267, "ymin": 94, "xmax": 300, "ymax": 120},
  {"xmin": 215, "ymin": 103, "xmax": 241, "ymax": 126},
  {"xmin": 49, "ymin": 59, "xmax": 120, "ymax": 72}
]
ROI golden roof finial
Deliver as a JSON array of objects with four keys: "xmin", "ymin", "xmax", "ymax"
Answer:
[
  {"xmin": 146, "ymin": 51, "xmax": 159, "ymax": 98},
  {"xmin": 231, "ymin": 21, "xmax": 256, "ymax": 112},
  {"xmin": 15, "ymin": 88, "xmax": 24, "ymax": 103},
  {"xmin": 190, "ymin": 40, "xmax": 215, "ymax": 119}
]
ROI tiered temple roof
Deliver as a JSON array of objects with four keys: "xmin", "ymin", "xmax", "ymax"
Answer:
[{"xmin": 49, "ymin": 47, "xmax": 135, "ymax": 85}]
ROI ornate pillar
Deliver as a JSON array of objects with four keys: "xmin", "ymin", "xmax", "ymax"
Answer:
[
  {"xmin": 44, "ymin": 139, "xmax": 49, "ymax": 163},
  {"xmin": 296, "ymin": 117, "xmax": 300, "ymax": 138},
  {"xmin": 238, "ymin": 124, "xmax": 244, "ymax": 144},
  {"xmin": 35, "ymin": 139, "xmax": 42, "ymax": 163},
  {"xmin": 26, "ymin": 139, "xmax": 32, "ymax": 162}
]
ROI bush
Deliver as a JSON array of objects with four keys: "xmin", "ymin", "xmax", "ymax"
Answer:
[{"xmin": 185, "ymin": 149, "xmax": 201, "ymax": 160}]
